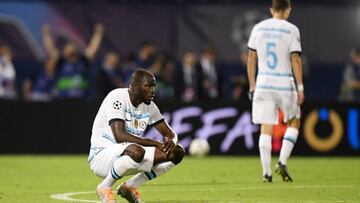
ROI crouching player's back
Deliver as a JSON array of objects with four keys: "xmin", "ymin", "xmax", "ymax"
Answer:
[{"xmin": 89, "ymin": 69, "xmax": 185, "ymax": 203}]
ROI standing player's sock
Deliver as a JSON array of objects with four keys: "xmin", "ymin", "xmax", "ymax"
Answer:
[
  {"xmin": 99, "ymin": 155, "xmax": 140, "ymax": 189},
  {"xmin": 279, "ymin": 127, "xmax": 298, "ymax": 165},
  {"xmin": 125, "ymin": 162, "xmax": 175, "ymax": 188},
  {"xmin": 259, "ymin": 134, "xmax": 272, "ymax": 176}
]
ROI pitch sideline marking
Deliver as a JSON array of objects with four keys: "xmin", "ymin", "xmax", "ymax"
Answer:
[
  {"xmin": 50, "ymin": 185, "xmax": 358, "ymax": 203},
  {"xmin": 50, "ymin": 191, "xmax": 100, "ymax": 203}
]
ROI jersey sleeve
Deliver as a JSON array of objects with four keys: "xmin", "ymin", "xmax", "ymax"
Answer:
[
  {"xmin": 247, "ymin": 26, "xmax": 257, "ymax": 51},
  {"xmin": 104, "ymin": 91, "xmax": 126, "ymax": 124},
  {"xmin": 148, "ymin": 102, "xmax": 164, "ymax": 126},
  {"xmin": 290, "ymin": 27, "xmax": 302, "ymax": 53}
]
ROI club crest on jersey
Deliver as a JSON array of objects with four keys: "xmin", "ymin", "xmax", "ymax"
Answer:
[
  {"xmin": 134, "ymin": 119, "xmax": 138, "ymax": 128},
  {"xmin": 113, "ymin": 101, "xmax": 122, "ymax": 110}
]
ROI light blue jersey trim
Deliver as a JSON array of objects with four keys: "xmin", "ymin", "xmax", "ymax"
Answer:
[
  {"xmin": 88, "ymin": 146, "xmax": 105, "ymax": 163},
  {"xmin": 145, "ymin": 170, "xmax": 157, "ymax": 180},
  {"xmin": 125, "ymin": 127, "xmax": 141, "ymax": 136},
  {"xmin": 102, "ymin": 133, "xmax": 116, "ymax": 144},
  {"xmin": 125, "ymin": 108, "xmax": 150, "ymax": 119},
  {"xmin": 258, "ymin": 27, "xmax": 291, "ymax": 34},
  {"xmin": 284, "ymin": 135, "xmax": 297, "ymax": 144},
  {"xmin": 111, "ymin": 167, "xmax": 122, "ymax": 179},
  {"xmin": 258, "ymin": 71, "xmax": 293, "ymax": 77},
  {"xmin": 256, "ymin": 85, "xmax": 294, "ymax": 91}
]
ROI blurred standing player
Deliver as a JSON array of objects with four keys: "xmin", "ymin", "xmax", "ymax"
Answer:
[
  {"xmin": 89, "ymin": 69, "xmax": 184, "ymax": 203},
  {"xmin": 247, "ymin": 0, "xmax": 304, "ymax": 182}
]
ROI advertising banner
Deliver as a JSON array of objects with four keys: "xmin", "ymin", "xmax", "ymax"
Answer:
[
  {"xmin": 0, "ymin": 101, "xmax": 359, "ymax": 155},
  {"xmin": 146, "ymin": 102, "xmax": 360, "ymax": 155}
]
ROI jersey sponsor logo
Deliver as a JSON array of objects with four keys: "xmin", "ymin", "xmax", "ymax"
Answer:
[{"xmin": 113, "ymin": 101, "xmax": 122, "ymax": 110}]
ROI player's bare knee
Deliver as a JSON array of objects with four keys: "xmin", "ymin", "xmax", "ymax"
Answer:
[
  {"xmin": 261, "ymin": 124, "xmax": 273, "ymax": 135},
  {"xmin": 123, "ymin": 144, "xmax": 145, "ymax": 163},
  {"xmin": 169, "ymin": 145, "xmax": 185, "ymax": 165},
  {"xmin": 288, "ymin": 119, "xmax": 300, "ymax": 129}
]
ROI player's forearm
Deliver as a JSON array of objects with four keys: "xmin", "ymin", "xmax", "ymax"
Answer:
[
  {"xmin": 116, "ymin": 132, "xmax": 160, "ymax": 147},
  {"xmin": 291, "ymin": 54, "xmax": 304, "ymax": 87},
  {"xmin": 247, "ymin": 51, "xmax": 257, "ymax": 90},
  {"xmin": 110, "ymin": 120, "xmax": 160, "ymax": 147},
  {"xmin": 154, "ymin": 121, "xmax": 178, "ymax": 144}
]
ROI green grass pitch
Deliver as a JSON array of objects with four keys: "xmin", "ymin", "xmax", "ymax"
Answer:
[{"xmin": 0, "ymin": 156, "xmax": 360, "ymax": 203}]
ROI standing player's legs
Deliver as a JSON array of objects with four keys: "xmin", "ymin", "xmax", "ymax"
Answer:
[
  {"xmin": 279, "ymin": 118, "xmax": 300, "ymax": 165},
  {"xmin": 276, "ymin": 118, "xmax": 300, "ymax": 182},
  {"xmin": 124, "ymin": 145, "xmax": 185, "ymax": 188},
  {"xmin": 259, "ymin": 124, "xmax": 273, "ymax": 182},
  {"xmin": 276, "ymin": 92, "xmax": 301, "ymax": 182},
  {"xmin": 252, "ymin": 91, "xmax": 277, "ymax": 182}
]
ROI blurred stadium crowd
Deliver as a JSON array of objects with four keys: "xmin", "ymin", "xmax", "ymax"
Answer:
[
  {"xmin": 1, "ymin": 1, "xmax": 360, "ymax": 103},
  {"xmin": 0, "ymin": 23, "xmax": 251, "ymax": 102}
]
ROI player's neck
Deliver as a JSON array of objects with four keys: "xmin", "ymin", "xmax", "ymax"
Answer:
[
  {"xmin": 272, "ymin": 12, "xmax": 288, "ymax": 20},
  {"xmin": 128, "ymin": 90, "xmax": 141, "ymax": 108}
]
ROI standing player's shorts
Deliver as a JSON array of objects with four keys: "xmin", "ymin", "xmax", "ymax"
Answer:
[
  {"xmin": 252, "ymin": 90, "xmax": 300, "ymax": 125},
  {"xmin": 88, "ymin": 143, "xmax": 155, "ymax": 178}
]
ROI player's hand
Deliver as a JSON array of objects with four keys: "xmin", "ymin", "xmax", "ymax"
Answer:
[
  {"xmin": 163, "ymin": 137, "xmax": 176, "ymax": 156},
  {"xmin": 247, "ymin": 91, "xmax": 254, "ymax": 101},
  {"xmin": 297, "ymin": 90, "xmax": 304, "ymax": 106},
  {"xmin": 94, "ymin": 23, "xmax": 104, "ymax": 33},
  {"xmin": 153, "ymin": 141, "xmax": 164, "ymax": 152}
]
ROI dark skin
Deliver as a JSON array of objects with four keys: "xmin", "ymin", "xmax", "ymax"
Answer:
[{"xmin": 110, "ymin": 73, "xmax": 182, "ymax": 165}]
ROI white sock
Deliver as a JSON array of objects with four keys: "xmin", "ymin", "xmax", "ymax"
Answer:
[
  {"xmin": 259, "ymin": 134, "xmax": 272, "ymax": 176},
  {"xmin": 279, "ymin": 127, "xmax": 298, "ymax": 165},
  {"xmin": 99, "ymin": 155, "xmax": 140, "ymax": 189},
  {"xmin": 126, "ymin": 162, "xmax": 175, "ymax": 188}
]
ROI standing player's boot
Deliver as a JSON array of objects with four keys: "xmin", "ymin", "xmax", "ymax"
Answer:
[
  {"xmin": 96, "ymin": 185, "xmax": 117, "ymax": 203},
  {"xmin": 262, "ymin": 174, "xmax": 273, "ymax": 183},
  {"xmin": 275, "ymin": 162, "xmax": 293, "ymax": 182},
  {"xmin": 117, "ymin": 183, "xmax": 143, "ymax": 203}
]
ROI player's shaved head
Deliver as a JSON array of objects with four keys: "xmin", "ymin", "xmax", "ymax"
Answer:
[
  {"xmin": 129, "ymin": 68, "xmax": 156, "ymax": 106},
  {"xmin": 130, "ymin": 68, "xmax": 154, "ymax": 86},
  {"xmin": 272, "ymin": 0, "xmax": 291, "ymax": 12}
]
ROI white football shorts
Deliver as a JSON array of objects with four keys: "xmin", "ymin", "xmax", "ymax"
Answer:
[
  {"xmin": 88, "ymin": 143, "xmax": 155, "ymax": 178},
  {"xmin": 252, "ymin": 90, "xmax": 300, "ymax": 125}
]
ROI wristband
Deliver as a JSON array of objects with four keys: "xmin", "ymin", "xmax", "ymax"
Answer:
[
  {"xmin": 297, "ymin": 84, "xmax": 304, "ymax": 91},
  {"xmin": 172, "ymin": 133, "xmax": 178, "ymax": 145}
]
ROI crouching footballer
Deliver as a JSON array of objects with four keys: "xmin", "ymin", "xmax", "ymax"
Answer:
[{"xmin": 88, "ymin": 69, "xmax": 185, "ymax": 203}]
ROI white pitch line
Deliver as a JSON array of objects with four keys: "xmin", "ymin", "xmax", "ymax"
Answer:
[
  {"xmin": 50, "ymin": 191, "xmax": 100, "ymax": 203},
  {"xmin": 50, "ymin": 185, "xmax": 359, "ymax": 203}
]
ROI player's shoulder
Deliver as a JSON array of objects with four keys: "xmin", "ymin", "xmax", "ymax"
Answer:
[
  {"xmin": 145, "ymin": 100, "xmax": 159, "ymax": 109},
  {"xmin": 252, "ymin": 18, "xmax": 276, "ymax": 31},
  {"xmin": 106, "ymin": 88, "xmax": 129, "ymax": 100},
  {"xmin": 283, "ymin": 20, "xmax": 300, "ymax": 33}
]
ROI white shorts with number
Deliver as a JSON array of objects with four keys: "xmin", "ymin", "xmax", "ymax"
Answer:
[
  {"xmin": 88, "ymin": 143, "xmax": 155, "ymax": 178},
  {"xmin": 252, "ymin": 90, "xmax": 300, "ymax": 125}
]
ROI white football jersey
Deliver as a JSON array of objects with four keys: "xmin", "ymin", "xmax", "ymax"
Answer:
[
  {"xmin": 248, "ymin": 18, "xmax": 301, "ymax": 92},
  {"xmin": 91, "ymin": 88, "xmax": 163, "ymax": 147}
]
